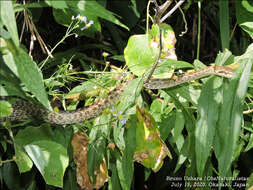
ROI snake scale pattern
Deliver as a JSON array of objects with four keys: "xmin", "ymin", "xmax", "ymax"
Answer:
[{"xmin": 3, "ymin": 65, "xmax": 234, "ymax": 125}]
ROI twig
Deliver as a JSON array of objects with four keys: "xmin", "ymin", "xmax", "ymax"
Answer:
[
  {"xmin": 23, "ymin": 10, "xmax": 53, "ymax": 58},
  {"xmin": 29, "ymin": 34, "xmax": 36, "ymax": 58},
  {"xmin": 177, "ymin": 0, "xmax": 188, "ymax": 37},
  {"xmin": 144, "ymin": 27, "xmax": 162, "ymax": 84},
  {"xmin": 144, "ymin": 1, "xmax": 162, "ymax": 83},
  {"xmin": 160, "ymin": 0, "xmax": 185, "ymax": 23},
  {"xmin": 153, "ymin": 0, "xmax": 172, "ymax": 24},
  {"xmin": 145, "ymin": 0, "xmax": 184, "ymax": 83},
  {"xmin": 243, "ymin": 108, "xmax": 253, "ymax": 114}
]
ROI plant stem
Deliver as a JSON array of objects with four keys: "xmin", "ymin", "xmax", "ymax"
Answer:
[{"xmin": 196, "ymin": 1, "xmax": 201, "ymax": 60}]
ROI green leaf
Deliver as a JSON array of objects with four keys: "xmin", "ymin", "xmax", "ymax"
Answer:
[
  {"xmin": 3, "ymin": 162, "xmax": 21, "ymax": 190},
  {"xmin": 173, "ymin": 111, "xmax": 185, "ymax": 142},
  {"xmin": 150, "ymin": 99, "xmax": 163, "ymax": 121},
  {"xmin": 15, "ymin": 126, "xmax": 53, "ymax": 145},
  {"xmin": 14, "ymin": 49, "xmax": 51, "ymax": 110},
  {"xmin": 14, "ymin": 144, "xmax": 33, "ymax": 173},
  {"xmin": 195, "ymin": 50, "xmax": 234, "ymax": 176},
  {"xmin": 0, "ymin": 51, "xmax": 26, "ymax": 98},
  {"xmin": 165, "ymin": 90, "xmax": 196, "ymax": 132},
  {"xmin": 242, "ymin": 0, "xmax": 253, "ymax": 13},
  {"xmin": 15, "ymin": 126, "xmax": 69, "ymax": 187},
  {"xmin": 2, "ymin": 51, "xmax": 18, "ymax": 76},
  {"xmin": 195, "ymin": 76, "xmax": 224, "ymax": 176},
  {"xmin": 63, "ymin": 169, "xmax": 80, "ymax": 190},
  {"xmin": 113, "ymin": 122, "xmax": 125, "ymax": 150},
  {"xmin": 235, "ymin": 0, "xmax": 253, "ymax": 38},
  {"xmin": 124, "ymin": 34, "xmax": 158, "ymax": 76},
  {"xmin": 0, "ymin": 76, "xmax": 26, "ymax": 97},
  {"xmin": 175, "ymin": 85, "xmax": 201, "ymax": 105},
  {"xmin": 247, "ymin": 173, "xmax": 253, "ymax": 189},
  {"xmin": 0, "ymin": 1, "xmax": 19, "ymax": 47},
  {"xmin": 0, "ymin": 100, "xmax": 12, "ymax": 117},
  {"xmin": 24, "ymin": 140, "xmax": 68, "ymax": 187},
  {"xmin": 245, "ymin": 133, "xmax": 253, "ymax": 152},
  {"xmin": 124, "ymin": 23, "xmax": 177, "ymax": 77},
  {"xmin": 77, "ymin": 1, "xmax": 129, "ymax": 31},
  {"xmin": 214, "ymin": 57, "xmax": 252, "ymax": 177},
  {"xmin": 219, "ymin": 0, "xmax": 230, "ymax": 50},
  {"xmin": 45, "ymin": 0, "xmax": 67, "ymax": 9},
  {"xmin": 152, "ymin": 59, "xmax": 193, "ymax": 79},
  {"xmin": 116, "ymin": 115, "xmax": 136, "ymax": 190},
  {"xmin": 108, "ymin": 162, "xmax": 122, "ymax": 190},
  {"xmin": 53, "ymin": 8, "xmax": 101, "ymax": 38},
  {"xmin": 158, "ymin": 111, "xmax": 176, "ymax": 141},
  {"xmin": 87, "ymin": 115, "xmax": 109, "ymax": 183},
  {"xmin": 117, "ymin": 77, "xmax": 143, "ymax": 113},
  {"xmin": 14, "ymin": 2, "xmax": 49, "ymax": 12},
  {"xmin": 53, "ymin": 1, "xmax": 128, "ymax": 38},
  {"xmin": 214, "ymin": 49, "xmax": 234, "ymax": 66}
]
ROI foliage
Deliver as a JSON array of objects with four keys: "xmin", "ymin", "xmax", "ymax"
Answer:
[{"xmin": 0, "ymin": 0, "xmax": 253, "ymax": 190}]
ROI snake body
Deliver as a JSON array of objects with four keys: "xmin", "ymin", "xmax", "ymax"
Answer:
[{"xmin": 3, "ymin": 65, "xmax": 234, "ymax": 125}]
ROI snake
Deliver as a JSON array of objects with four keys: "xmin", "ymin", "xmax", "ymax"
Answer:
[{"xmin": 2, "ymin": 65, "xmax": 235, "ymax": 125}]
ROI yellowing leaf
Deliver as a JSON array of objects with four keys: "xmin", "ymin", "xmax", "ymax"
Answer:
[{"xmin": 134, "ymin": 106, "xmax": 172, "ymax": 172}]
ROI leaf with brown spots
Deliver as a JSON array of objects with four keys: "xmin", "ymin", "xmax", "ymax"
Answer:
[{"xmin": 134, "ymin": 106, "xmax": 172, "ymax": 172}]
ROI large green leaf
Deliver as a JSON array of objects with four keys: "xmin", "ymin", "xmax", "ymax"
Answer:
[
  {"xmin": 124, "ymin": 34, "xmax": 158, "ymax": 76},
  {"xmin": 195, "ymin": 76, "xmax": 223, "ymax": 176},
  {"xmin": 124, "ymin": 24, "xmax": 190, "ymax": 77},
  {"xmin": 24, "ymin": 141, "xmax": 68, "ymax": 187},
  {"xmin": 15, "ymin": 126, "xmax": 69, "ymax": 187},
  {"xmin": 0, "ymin": 1, "xmax": 19, "ymax": 47},
  {"xmin": 214, "ymin": 47, "xmax": 252, "ymax": 177},
  {"xmin": 195, "ymin": 50, "xmax": 234, "ymax": 176},
  {"xmin": 14, "ymin": 49, "xmax": 51, "ymax": 110}
]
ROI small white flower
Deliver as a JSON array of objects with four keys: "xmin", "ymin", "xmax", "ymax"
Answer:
[
  {"xmin": 74, "ymin": 14, "xmax": 94, "ymax": 30},
  {"xmin": 81, "ymin": 20, "xmax": 94, "ymax": 30}
]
